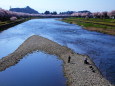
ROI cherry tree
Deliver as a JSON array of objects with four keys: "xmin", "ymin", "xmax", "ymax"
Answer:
[
  {"xmin": 108, "ymin": 10, "xmax": 115, "ymax": 19},
  {"xmin": 10, "ymin": 17, "xmax": 17, "ymax": 21},
  {"xmin": 0, "ymin": 8, "xmax": 41, "ymax": 21}
]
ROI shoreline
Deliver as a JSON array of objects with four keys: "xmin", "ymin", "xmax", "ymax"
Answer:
[
  {"xmin": 0, "ymin": 18, "xmax": 31, "ymax": 32},
  {"xmin": 61, "ymin": 18, "xmax": 115, "ymax": 36},
  {"xmin": 83, "ymin": 27, "xmax": 115, "ymax": 35},
  {"xmin": 0, "ymin": 35, "xmax": 113, "ymax": 86}
]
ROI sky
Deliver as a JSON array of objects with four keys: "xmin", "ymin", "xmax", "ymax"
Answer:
[{"xmin": 0, "ymin": 0, "xmax": 115, "ymax": 13}]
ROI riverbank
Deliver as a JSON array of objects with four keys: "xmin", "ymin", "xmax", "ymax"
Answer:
[
  {"xmin": 0, "ymin": 35, "xmax": 113, "ymax": 86},
  {"xmin": 0, "ymin": 18, "xmax": 36, "ymax": 32},
  {"xmin": 0, "ymin": 18, "xmax": 28, "ymax": 32},
  {"xmin": 61, "ymin": 18, "xmax": 115, "ymax": 35}
]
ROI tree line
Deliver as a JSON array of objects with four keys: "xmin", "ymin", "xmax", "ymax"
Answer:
[
  {"xmin": 0, "ymin": 8, "xmax": 115, "ymax": 22},
  {"xmin": 0, "ymin": 8, "xmax": 40, "ymax": 21},
  {"xmin": 71, "ymin": 10, "xmax": 115, "ymax": 19}
]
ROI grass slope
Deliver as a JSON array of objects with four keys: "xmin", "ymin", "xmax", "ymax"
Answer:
[{"xmin": 62, "ymin": 18, "xmax": 115, "ymax": 35}]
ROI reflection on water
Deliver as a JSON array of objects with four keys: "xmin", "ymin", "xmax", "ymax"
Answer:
[
  {"xmin": 0, "ymin": 18, "xmax": 115, "ymax": 84},
  {"xmin": 0, "ymin": 52, "xmax": 66, "ymax": 86}
]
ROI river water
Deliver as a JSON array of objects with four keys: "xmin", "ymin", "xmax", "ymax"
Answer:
[
  {"xmin": 0, "ymin": 51, "xmax": 66, "ymax": 86},
  {"xmin": 0, "ymin": 18, "xmax": 115, "ymax": 84}
]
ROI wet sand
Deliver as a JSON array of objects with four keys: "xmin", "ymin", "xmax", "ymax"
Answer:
[{"xmin": 0, "ymin": 35, "xmax": 113, "ymax": 86}]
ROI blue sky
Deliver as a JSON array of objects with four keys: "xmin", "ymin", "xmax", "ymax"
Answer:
[{"xmin": 0, "ymin": 0, "xmax": 115, "ymax": 13}]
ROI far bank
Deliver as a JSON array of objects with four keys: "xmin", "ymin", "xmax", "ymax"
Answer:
[{"xmin": 61, "ymin": 18, "xmax": 115, "ymax": 35}]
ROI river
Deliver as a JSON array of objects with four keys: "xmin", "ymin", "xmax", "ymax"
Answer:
[
  {"xmin": 0, "ymin": 18, "xmax": 115, "ymax": 84},
  {"xmin": 0, "ymin": 51, "xmax": 66, "ymax": 86}
]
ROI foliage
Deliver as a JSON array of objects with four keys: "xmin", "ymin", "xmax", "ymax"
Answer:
[
  {"xmin": 44, "ymin": 11, "xmax": 50, "ymax": 14},
  {"xmin": 10, "ymin": 17, "xmax": 17, "ymax": 21},
  {"xmin": 0, "ymin": 8, "xmax": 41, "ymax": 21},
  {"xmin": 71, "ymin": 10, "xmax": 115, "ymax": 19}
]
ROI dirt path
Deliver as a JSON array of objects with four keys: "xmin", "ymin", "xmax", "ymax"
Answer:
[{"xmin": 0, "ymin": 35, "xmax": 113, "ymax": 86}]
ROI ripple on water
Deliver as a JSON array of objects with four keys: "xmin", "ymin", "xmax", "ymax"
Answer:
[{"xmin": 0, "ymin": 18, "xmax": 115, "ymax": 84}]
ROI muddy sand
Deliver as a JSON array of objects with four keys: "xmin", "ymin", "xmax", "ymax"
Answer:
[{"xmin": 0, "ymin": 35, "xmax": 113, "ymax": 86}]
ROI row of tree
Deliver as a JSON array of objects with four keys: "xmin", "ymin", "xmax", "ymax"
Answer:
[
  {"xmin": 71, "ymin": 10, "xmax": 115, "ymax": 19},
  {"xmin": 0, "ymin": 8, "xmax": 40, "ymax": 21},
  {"xmin": 43, "ymin": 11, "xmax": 57, "ymax": 15},
  {"xmin": 0, "ymin": 8, "xmax": 115, "ymax": 22},
  {"xmin": 43, "ymin": 11, "xmax": 75, "ymax": 15}
]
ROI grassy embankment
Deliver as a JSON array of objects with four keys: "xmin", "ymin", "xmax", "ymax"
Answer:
[
  {"xmin": 0, "ymin": 17, "xmax": 39, "ymax": 32},
  {"xmin": 62, "ymin": 18, "xmax": 115, "ymax": 35}
]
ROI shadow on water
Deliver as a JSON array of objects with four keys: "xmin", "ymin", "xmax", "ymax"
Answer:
[
  {"xmin": 0, "ymin": 18, "xmax": 115, "ymax": 84},
  {"xmin": 0, "ymin": 51, "xmax": 66, "ymax": 86}
]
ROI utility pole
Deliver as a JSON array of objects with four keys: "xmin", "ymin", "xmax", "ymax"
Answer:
[{"xmin": 10, "ymin": 6, "xmax": 11, "ymax": 10}]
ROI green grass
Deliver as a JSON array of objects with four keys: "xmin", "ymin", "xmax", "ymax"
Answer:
[
  {"xmin": 76, "ymin": 22, "xmax": 113, "ymax": 29},
  {"xmin": 61, "ymin": 17, "xmax": 115, "ymax": 35},
  {"xmin": 0, "ymin": 17, "xmax": 33, "ymax": 26},
  {"xmin": 65, "ymin": 17, "xmax": 115, "ymax": 23},
  {"xmin": 62, "ymin": 17, "xmax": 115, "ymax": 29},
  {"xmin": 0, "ymin": 17, "xmax": 40, "ymax": 32},
  {"xmin": 0, "ymin": 21, "xmax": 9, "ymax": 25}
]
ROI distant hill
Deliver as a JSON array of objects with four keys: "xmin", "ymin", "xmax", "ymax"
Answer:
[{"xmin": 9, "ymin": 6, "xmax": 39, "ymax": 14}]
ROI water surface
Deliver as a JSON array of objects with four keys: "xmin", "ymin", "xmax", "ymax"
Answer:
[
  {"xmin": 0, "ymin": 52, "xmax": 66, "ymax": 86},
  {"xmin": 0, "ymin": 18, "xmax": 115, "ymax": 84}
]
